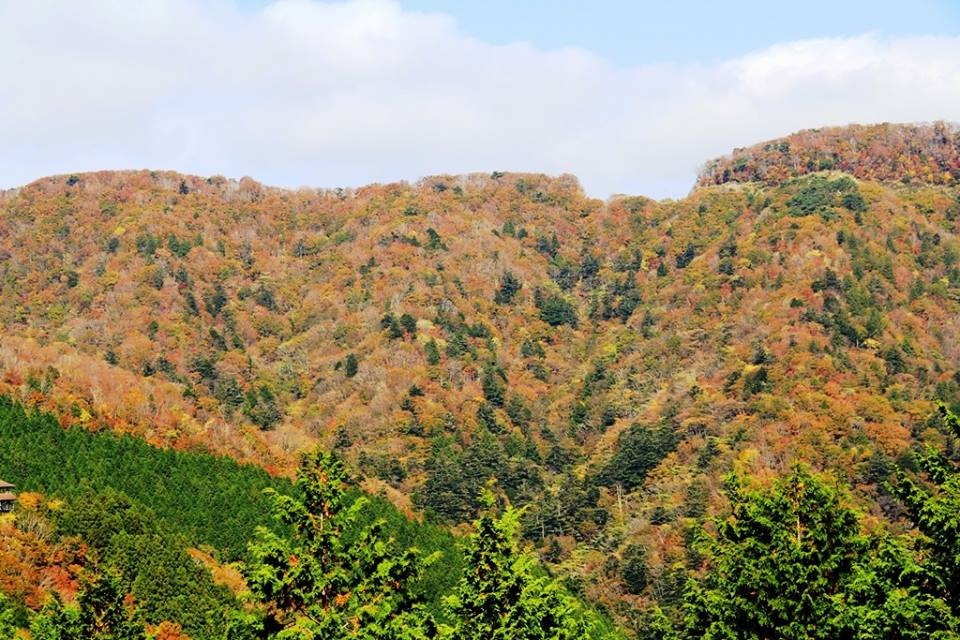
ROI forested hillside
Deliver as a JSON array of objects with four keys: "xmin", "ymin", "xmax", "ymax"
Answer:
[
  {"xmin": 1, "ymin": 122, "xmax": 960, "ymax": 635},
  {"xmin": 0, "ymin": 398, "xmax": 616, "ymax": 639}
]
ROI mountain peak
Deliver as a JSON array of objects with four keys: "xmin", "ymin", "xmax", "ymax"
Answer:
[{"xmin": 698, "ymin": 121, "xmax": 960, "ymax": 188}]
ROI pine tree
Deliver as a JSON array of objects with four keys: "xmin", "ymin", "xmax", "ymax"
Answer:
[
  {"xmin": 400, "ymin": 313, "xmax": 417, "ymax": 335},
  {"xmin": 425, "ymin": 338, "xmax": 441, "ymax": 365},
  {"xmin": 345, "ymin": 353, "xmax": 359, "ymax": 378},
  {"xmin": 0, "ymin": 594, "xmax": 22, "ymax": 639},
  {"xmin": 892, "ymin": 403, "xmax": 960, "ymax": 615},
  {"xmin": 482, "ymin": 364, "xmax": 506, "ymax": 407},
  {"xmin": 442, "ymin": 491, "xmax": 588, "ymax": 640},
  {"xmin": 243, "ymin": 449, "xmax": 437, "ymax": 639},
  {"xmin": 684, "ymin": 467, "xmax": 957, "ymax": 639},
  {"xmin": 494, "ymin": 271, "xmax": 523, "ymax": 305},
  {"xmin": 683, "ymin": 468, "xmax": 863, "ymax": 639}
]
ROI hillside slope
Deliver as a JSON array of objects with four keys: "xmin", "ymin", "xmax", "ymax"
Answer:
[{"xmin": 2, "ymin": 122, "xmax": 960, "ymax": 626}]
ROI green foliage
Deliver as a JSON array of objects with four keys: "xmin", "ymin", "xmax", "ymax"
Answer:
[
  {"xmin": 0, "ymin": 398, "xmax": 465, "ymax": 628},
  {"xmin": 167, "ymin": 233, "xmax": 196, "ymax": 258},
  {"xmin": 476, "ymin": 402, "xmax": 501, "ymax": 433},
  {"xmin": 54, "ymin": 490, "xmax": 237, "ymax": 638},
  {"xmin": 442, "ymin": 495, "xmax": 591, "ymax": 640},
  {"xmin": 31, "ymin": 573, "xmax": 146, "ymax": 640},
  {"xmin": 382, "ymin": 313, "xmax": 405, "ymax": 339},
  {"xmin": 0, "ymin": 593, "xmax": 22, "ymax": 639},
  {"xmin": 204, "ymin": 283, "xmax": 229, "ymax": 317},
  {"xmin": 537, "ymin": 292, "xmax": 578, "ymax": 328},
  {"xmin": 253, "ymin": 285, "xmax": 276, "ymax": 311},
  {"xmin": 675, "ymin": 244, "xmax": 696, "ymax": 269},
  {"xmin": 425, "ymin": 338, "xmax": 441, "ymax": 365},
  {"xmin": 345, "ymin": 353, "xmax": 360, "ymax": 378},
  {"xmin": 684, "ymin": 468, "xmax": 862, "ymax": 638},
  {"xmin": 244, "ymin": 449, "xmax": 439, "ymax": 638},
  {"xmin": 596, "ymin": 423, "xmax": 678, "ymax": 492},
  {"xmin": 787, "ymin": 175, "xmax": 865, "ymax": 219},
  {"xmin": 418, "ymin": 435, "xmax": 502, "ymax": 523},
  {"xmin": 620, "ymin": 544, "xmax": 649, "ymax": 595},
  {"xmin": 741, "ymin": 366, "xmax": 769, "ymax": 398},
  {"xmin": 0, "ymin": 397, "xmax": 290, "ymax": 558},
  {"xmin": 135, "ymin": 232, "xmax": 161, "ymax": 258},
  {"xmin": 482, "ymin": 363, "xmax": 507, "ymax": 407},
  {"xmin": 399, "ymin": 313, "xmax": 417, "ymax": 335},
  {"xmin": 244, "ymin": 384, "xmax": 283, "ymax": 430},
  {"xmin": 684, "ymin": 467, "xmax": 958, "ymax": 639},
  {"xmin": 426, "ymin": 228, "xmax": 447, "ymax": 251},
  {"xmin": 495, "ymin": 270, "xmax": 523, "ymax": 305},
  {"xmin": 891, "ymin": 404, "xmax": 960, "ymax": 614},
  {"xmin": 836, "ymin": 534, "xmax": 956, "ymax": 640}
]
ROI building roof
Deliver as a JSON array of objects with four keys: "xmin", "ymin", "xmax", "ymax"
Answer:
[
  {"xmin": 0, "ymin": 481, "xmax": 13, "ymax": 490},
  {"xmin": 0, "ymin": 492, "xmax": 15, "ymax": 501}
]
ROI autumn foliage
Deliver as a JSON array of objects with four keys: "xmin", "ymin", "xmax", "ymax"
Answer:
[{"xmin": 1, "ymin": 123, "xmax": 960, "ymax": 629}]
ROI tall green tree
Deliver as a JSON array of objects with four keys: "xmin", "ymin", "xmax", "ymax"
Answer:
[
  {"xmin": 684, "ymin": 468, "xmax": 864, "ymax": 639},
  {"xmin": 892, "ymin": 403, "xmax": 960, "ymax": 615},
  {"xmin": 442, "ymin": 492, "xmax": 588, "ymax": 640},
  {"xmin": 243, "ymin": 449, "xmax": 437, "ymax": 639},
  {"xmin": 494, "ymin": 271, "xmax": 522, "ymax": 305},
  {"xmin": 684, "ymin": 467, "xmax": 956, "ymax": 639}
]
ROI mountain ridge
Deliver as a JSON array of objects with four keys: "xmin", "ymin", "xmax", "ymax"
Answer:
[
  {"xmin": 698, "ymin": 121, "xmax": 960, "ymax": 188},
  {"xmin": 1, "ymin": 122, "xmax": 959, "ymax": 630}
]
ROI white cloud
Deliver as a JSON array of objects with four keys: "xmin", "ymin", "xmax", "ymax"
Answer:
[{"xmin": 1, "ymin": 0, "xmax": 959, "ymax": 198}]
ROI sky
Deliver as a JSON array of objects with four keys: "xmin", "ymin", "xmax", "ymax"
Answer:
[{"xmin": 1, "ymin": 0, "xmax": 959, "ymax": 198}]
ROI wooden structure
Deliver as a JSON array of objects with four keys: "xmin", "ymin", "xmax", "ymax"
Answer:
[{"xmin": 0, "ymin": 480, "xmax": 15, "ymax": 512}]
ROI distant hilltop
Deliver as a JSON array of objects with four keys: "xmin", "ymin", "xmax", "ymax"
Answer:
[{"xmin": 698, "ymin": 122, "xmax": 960, "ymax": 188}]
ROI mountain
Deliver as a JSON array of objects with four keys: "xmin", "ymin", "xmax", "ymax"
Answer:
[{"xmin": 1, "ymin": 122, "xmax": 959, "ymax": 632}]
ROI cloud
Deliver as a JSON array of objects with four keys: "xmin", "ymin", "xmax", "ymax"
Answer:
[{"xmin": 1, "ymin": 0, "xmax": 959, "ymax": 198}]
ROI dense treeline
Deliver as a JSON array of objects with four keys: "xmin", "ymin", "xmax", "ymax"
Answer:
[
  {"xmin": 699, "ymin": 122, "xmax": 960, "ymax": 186},
  {"xmin": 0, "ymin": 405, "xmax": 617, "ymax": 638},
  {"xmin": 0, "ymin": 397, "xmax": 465, "ymax": 630},
  {"xmin": 4, "ymin": 404, "xmax": 958, "ymax": 638},
  {"xmin": 0, "ymin": 395, "xmax": 290, "ymax": 558},
  {"xmin": 2, "ymin": 123, "xmax": 960, "ymax": 630}
]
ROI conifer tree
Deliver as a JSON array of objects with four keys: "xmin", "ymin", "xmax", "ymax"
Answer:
[
  {"xmin": 683, "ymin": 468, "xmax": 864, "ymax": 638},
  {"xmin": 892, "ymin": 403, "xmax": 960, "ymax": 615},
  {"xmin": 424, "ymin": 339, "xmax": 441, "ymax": 365},
  {"xmin": 684, "ymin": 467, "xmax": 957, "ymax": 639},
  {"xmin": 443, "ymin": 491, "xmax": 587, "ymax": 640},
  {"xmin": 494, "ymin": 271, "xmax": 522, "ymax": 305},
  {"xmin": 243, "ymin": 449, "xmax": 437, "ymax": 639}
]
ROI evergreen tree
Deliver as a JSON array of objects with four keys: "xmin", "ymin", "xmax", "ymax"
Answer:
[
  {"xmin": 345, "ymin": 353, "xmax": 360, "ymax": 378},
  {"xmin": 381, "ymin": 313, "xmax": 404, "ymax": 340},
  {"xmin": 400, "ymin": 313, "xmax": 417, "ymax": 335},
  {"xmin": 482, "ymin": 363, "xmax": 507, "ymax": 407},
  {"xmin": 443, "ymin": 492, "xmax": 588, "ymax": 640},
  {"xmin": 620, "ymin": 544, "xmax": 649, "ymax": 595},
  {"xmin": 0, "ymin": 594, "xmax": 22, "ymax": 639},
  {"xmin": 538, "ymin": 294, "xmax": 578, "ymax": 328},
  {"xmin": 684, "ymin": 468, "xmax": 863, "ymax": 638},
  {"xmin": 243, "ymin": 385, "xmax": 282, "ymax": 430},
  {"xmin": 675, "ymin": 244, "xmax": 696, "ymax": 269},
  {"xmin": 425, "ymin": 338, "xmax": 441, "ymax": 365},
  {"xmin": 684, "ymin": 467, "xmax": 956, "ymax": 639},
  {"xmin": 892, "ymin": 403, "xmax": 960, "ymax": 615},
  {"xmin": 495, "ymin": 271, "xmax": 523, "ymax": 305},
  {"xmin": 244, "ymin": 450, "xmax": 437, "ymax": 639},
  {"xmin": 596, "ymin": 423, "xmax": 678, "ymax": 492}
]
